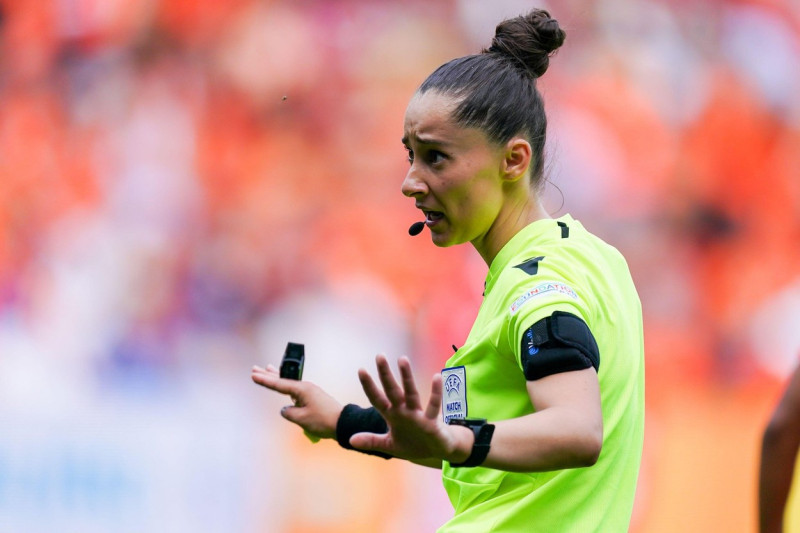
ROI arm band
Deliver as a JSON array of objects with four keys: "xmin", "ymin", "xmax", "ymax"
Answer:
[
  {"xmin": 335, "ymin": 404, "xmax": 392, "ymax": 459},
  {"xmin": 521, "ymin": 311, "xmax": 600, "ymax": 381}
]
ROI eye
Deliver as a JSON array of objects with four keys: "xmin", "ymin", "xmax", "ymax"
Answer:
[
  {"xmin": 426, "ymin": 150, "xmax": 446, "ymax": 165},
  {"xmin": 405, "ymin": 147, "xmax": 414, "ymax": 164}
]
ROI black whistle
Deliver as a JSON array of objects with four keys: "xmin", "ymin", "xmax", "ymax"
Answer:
[{"xmin": 280, "ymin": 342, "xmax": 305, "ymax": 380}]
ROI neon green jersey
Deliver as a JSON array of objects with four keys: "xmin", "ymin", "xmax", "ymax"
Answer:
[{"xmin": 438, "ymin": 214, "xmax": 645, "ymax": 532}]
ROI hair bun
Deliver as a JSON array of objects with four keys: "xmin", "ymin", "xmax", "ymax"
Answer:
[{"xmin": 486, "ymin": 9, "xmax": 566, "ymax": 78}]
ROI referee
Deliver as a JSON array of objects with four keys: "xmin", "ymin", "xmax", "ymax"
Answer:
[{"xmin": 253, "ymin": 8, "xmax": 644, "ymax": 532}]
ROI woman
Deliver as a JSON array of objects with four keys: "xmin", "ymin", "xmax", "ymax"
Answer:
[{"xmin": 253, "ymin": 9, "xmax": 644, "ymax": 532}]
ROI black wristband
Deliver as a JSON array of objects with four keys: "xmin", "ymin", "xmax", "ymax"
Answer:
[
  {"xmin": 447, "ymin": 418, "xmax": 495, "ymax": 467},
  {"xmin": 335, "ymin": 404, "xmax": 392, "ymax": 459}
]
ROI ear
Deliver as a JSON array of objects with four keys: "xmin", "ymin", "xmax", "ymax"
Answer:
[{"xmin": 501, "ymin": 137, "xmax": 532, "ymax": 183}]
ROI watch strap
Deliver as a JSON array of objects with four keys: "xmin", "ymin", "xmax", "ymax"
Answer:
[{"xmin": 447, "ymin": 418, "xmax": 495, "ymax": 467}]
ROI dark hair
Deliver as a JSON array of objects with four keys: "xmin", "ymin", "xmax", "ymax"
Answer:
[{"xmin": 417, "ymin": 9, "xmax": 565, "ymax": 187}]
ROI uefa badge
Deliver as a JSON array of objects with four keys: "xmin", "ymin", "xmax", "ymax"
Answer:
[{"xmin": 441, "ymin": 365, "xmax": 467, "ymax": 423}]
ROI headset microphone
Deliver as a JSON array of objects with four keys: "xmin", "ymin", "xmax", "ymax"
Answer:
[{"xmin": 408, "ymin": 221, "xmax": 425, "ymax": 236}]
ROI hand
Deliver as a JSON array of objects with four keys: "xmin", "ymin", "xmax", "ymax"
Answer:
[
  {"xmin": 349, "ymin": 355, "xmax": 473, "ymax": 463},
  {"xmin": 251, "ymin": 364, "xmax": 342, "ymax": 440}
]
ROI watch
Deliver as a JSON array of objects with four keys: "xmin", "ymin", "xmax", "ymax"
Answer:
[{"xmin": 447, "ymin": 418, "xmax": 496, "ymax": 467}]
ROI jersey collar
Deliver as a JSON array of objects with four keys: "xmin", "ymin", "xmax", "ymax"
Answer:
[{"xmin": 483, "ymin": 214, "xmax": 576, "ymax": 297}]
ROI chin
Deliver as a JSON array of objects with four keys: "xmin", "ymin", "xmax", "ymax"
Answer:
[{"xmin": 430, "ymin": 232, "xmax": 463, "ymax": 248}]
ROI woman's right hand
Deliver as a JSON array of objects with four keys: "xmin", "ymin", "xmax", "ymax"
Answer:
[
  {"xmin": 251, "ymin": 364, "xmax": 343, "ymax": 440},
  {"xmin": 349, "ymin": 355, "xmax": 473, "ymax": 463}
]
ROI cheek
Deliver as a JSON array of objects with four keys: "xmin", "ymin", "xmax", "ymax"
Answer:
[
  {"xmin": 462, "ymin": 172, "xmax": 502, "ymax": 211},
  {"xmin": 437, "ymin": 159, "xmax": 502, "ymax": 224},
  {"xmin": 448, "ymin": 181, "xmax": 502, "ymax": 237},
  {"xmin": 467, "ymin": 181, "xmax": 506, "ymax": 229}
]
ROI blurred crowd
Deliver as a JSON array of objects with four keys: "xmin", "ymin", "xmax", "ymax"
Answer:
[
  {"xmin": 0, "ymin": 0, "xmax": 798, "ymax": 531},
  {"xmin": 1, "ymin": 0, "xmax": 797, "ymax": 389}
]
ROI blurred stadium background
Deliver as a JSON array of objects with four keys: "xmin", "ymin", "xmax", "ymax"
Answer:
[{"xmin": 0, "ymin": 0, "xmax": 799, "ymax": 531}]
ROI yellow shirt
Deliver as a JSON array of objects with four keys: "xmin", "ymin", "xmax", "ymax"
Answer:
[{"xmin": 439, "ymin": 215, "xmax": 645, "ymax": 532}]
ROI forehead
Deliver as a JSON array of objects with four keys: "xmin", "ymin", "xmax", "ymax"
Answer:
[{"xmin": 403, "ymin": 91, "xmax": 461, "ymax": 142}]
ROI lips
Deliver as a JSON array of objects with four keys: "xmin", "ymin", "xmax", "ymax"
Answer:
[
  {"xmin": 416, "ymin": 203, "xmax": 445, "ymax": 227},
  {"xmin": 425, "ymin": 211, "xmax": 445, "ymax": 223}
]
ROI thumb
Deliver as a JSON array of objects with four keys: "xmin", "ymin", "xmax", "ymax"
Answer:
[
  {"xmin": 280, "ymin": 405, "xmax": 303, "ymax": 424},
  {"xmin": 349, "ymin": 431, "xmax": 391, "ymax": 453}
]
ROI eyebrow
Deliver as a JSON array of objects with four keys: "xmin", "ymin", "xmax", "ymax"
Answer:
[{"xmin": 401, "ymin": 133, "xmax": 450, "ymax": 147}]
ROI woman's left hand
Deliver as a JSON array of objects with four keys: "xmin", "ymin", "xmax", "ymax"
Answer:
[{"xmin": 349, "ymin": 355, "xmax": 472, "ymax": 463}]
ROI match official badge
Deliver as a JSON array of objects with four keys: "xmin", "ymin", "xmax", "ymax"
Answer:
[{"xmin": 441, "ymin": 365, "xmax": 467, "ymax": 423}]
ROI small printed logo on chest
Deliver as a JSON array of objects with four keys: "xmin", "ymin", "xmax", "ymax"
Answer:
[{"xmin": 441, "ymin": 365, "xmax": 467, "ymax": 423}]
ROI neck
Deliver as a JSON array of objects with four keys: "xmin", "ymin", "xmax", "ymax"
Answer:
[{"xmin": 472, "ymin": 196, "xmax": 551, "ymax": 266}]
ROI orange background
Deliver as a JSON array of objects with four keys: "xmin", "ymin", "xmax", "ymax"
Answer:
[{"xmin": 0, "ymin": 1, "xmax": 798, "ymax": 531}]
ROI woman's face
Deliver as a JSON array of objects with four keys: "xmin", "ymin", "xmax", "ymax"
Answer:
[{"xmin": 401, "ymin": 91, "xmax": 507, "ymax": 250}]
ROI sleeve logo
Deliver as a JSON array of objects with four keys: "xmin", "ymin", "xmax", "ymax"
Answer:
[{"xmin": 509, "ymin": 281, "xmax": 578, "ymax": 315}]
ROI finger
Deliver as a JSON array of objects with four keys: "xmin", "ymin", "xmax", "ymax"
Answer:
[
  {"xmin": 358, "ymin": 368, "xmax": 391, "ymax": 413},
  {"xmin": 280, "ymin": 405, "xmax": 302, "ymax": 424},
  {"xmin": 349, "ymin": 431, "xmax": 392, "ymax": 454},
  {"xmin": 251, "ymin": 366, "xmax": 271, "ymax": 382},
  {"xmin": 375, "ymin": 354, "xmax": 404, "ymax": 406},
  {"xmin": 252, "ymin": 365, "xmax": 280, "ymax": 378},
  {"xmin": 252, "ymin": 366, "xmax": 300, "ymax": 396},
  {"xmin": 425, "ymin": 373, "xmax": 443, "ymax": 420},
  {"xmin": 398, "ymin": 357, "xmax": 422, "ymax": 410}
]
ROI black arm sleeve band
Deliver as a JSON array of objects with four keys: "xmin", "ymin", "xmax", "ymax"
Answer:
[
  {"xmin": 335, "ymin": 404, "xmax": 392, "ymax": 459},
  {"xmin": 520, "ymin": 311, "xmax": 600, "ymax": 381}
]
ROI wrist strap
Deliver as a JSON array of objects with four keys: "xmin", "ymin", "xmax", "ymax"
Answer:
[
  {"xmin": 336, "ymin": 404, "xmax": 392, "ymax": 459},
  {"xmin": 447, "ymin": 418, "xmax": 495, "ymax": 467}
]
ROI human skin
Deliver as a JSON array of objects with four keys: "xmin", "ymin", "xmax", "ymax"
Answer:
[
  {"xmin": 252, "ymin": 90, "xmax": 603, "ymax": 472},
  {"xmin": 760, "ymin": 363, "xmax": 800, "ymax": 533}
]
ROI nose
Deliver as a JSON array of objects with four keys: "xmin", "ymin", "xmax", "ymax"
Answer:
[{"xmin": 401, "ymin": 167, "xmax": 427, "ymax": 198}]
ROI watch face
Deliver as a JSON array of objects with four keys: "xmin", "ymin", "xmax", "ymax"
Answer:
[
  {"xmin": 447, "ymin": 417, "xmax": 485, "ymax": 427},
  {"xmin": 475, "ymin": 423, "xmax": 495, "ymax": 445}
]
